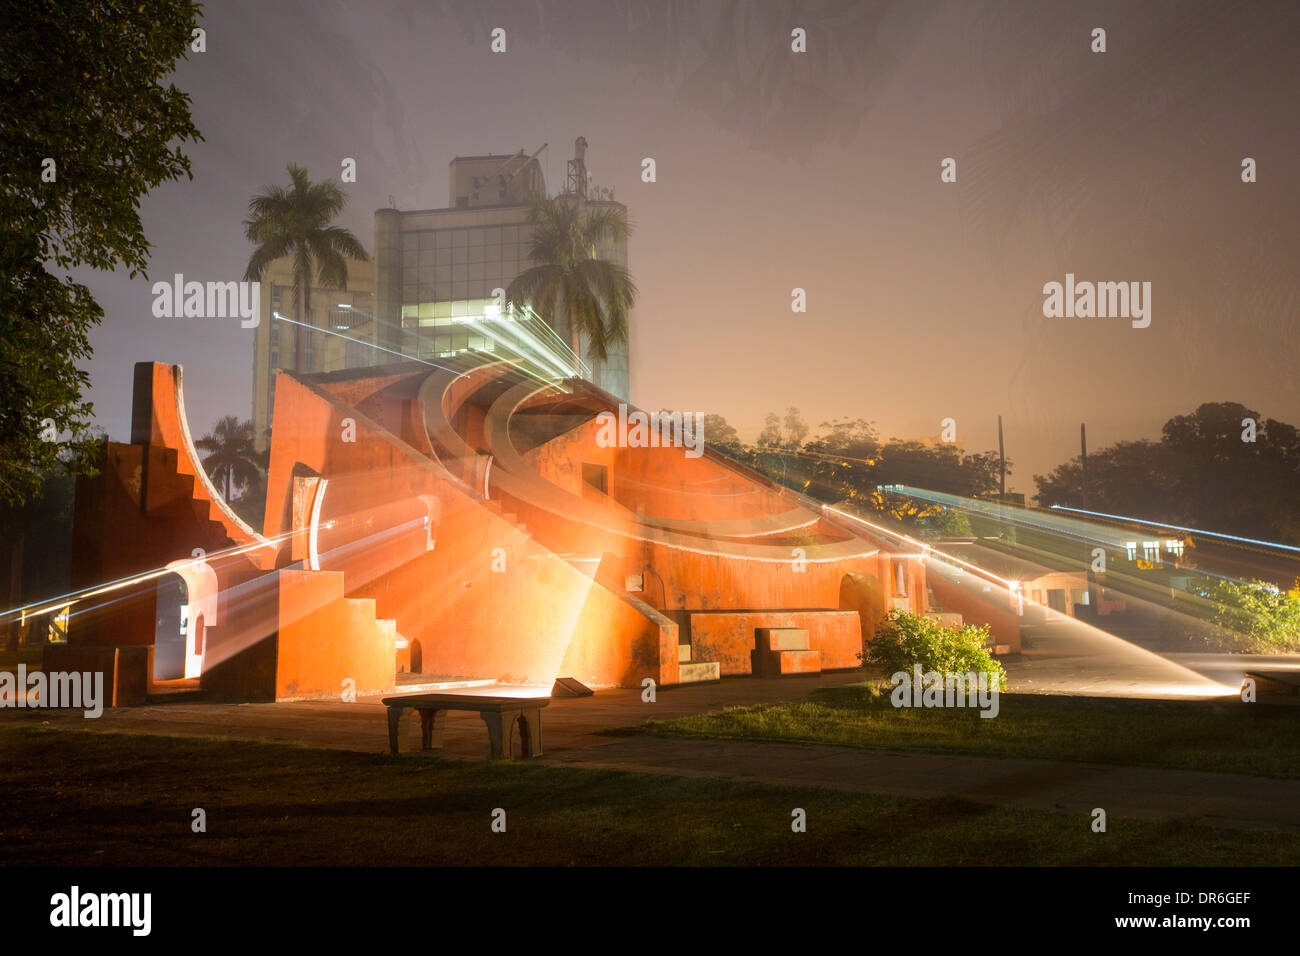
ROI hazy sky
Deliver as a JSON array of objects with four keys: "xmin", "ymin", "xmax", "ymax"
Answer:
[{"xmin": 76, "ymin": 0, "xmax": 1300, "ymax": 494}]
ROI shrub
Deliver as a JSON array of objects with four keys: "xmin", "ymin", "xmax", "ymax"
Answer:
[
  {"xmin": 1186, "ymin": 578, "xmax": 1300, "ymax": 653},
  {"xmin": 911, "ymin": 508, "xmax": 973, "ymax": 540},
  {"xmin": 861, "ymin": 609, "xmax": 1006, "ymax": 688}
]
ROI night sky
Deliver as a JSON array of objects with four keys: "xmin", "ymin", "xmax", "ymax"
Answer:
[{"xmin": 75, "ymin": 0, "xmax": 1300, "ymax": 494}]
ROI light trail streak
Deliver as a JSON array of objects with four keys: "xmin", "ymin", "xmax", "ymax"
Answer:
[
  {"xmin": 822, "ymin": 504, "xmax": 1016, "ymax": 588},
  {"xmin": 887, "ymin": 487, "xmax": 1273, "ymax": 590},
  {"xmin": 278, "ymin": 310, "xmax": 551, "ymax": 389},
  {"xmin": 2, "ymin": 528, "xmax": 299, "ymax": 623},
  {"xmin": 273, "ymin": 313, "xmax": 460, "ymax": 375},
  {"xmin": 1049, "ymin": 504, "xmax": 1300, "ymax": 556},
  {"xmin": 285, "ymin": 304, "xmax": 583, "ymax": 387},
  {"xmin": 883, "ymin": 485, "xmax": 1128, "ymax": 549}
]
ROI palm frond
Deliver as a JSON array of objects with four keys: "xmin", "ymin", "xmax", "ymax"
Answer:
[
  {"xmin": 505, "ymin": 264, "xmax": 565, "ymax": 317},
  {"xmin": 507, "ymin": 196, "xmax": 635, "ymax": 370},
  {"xmin": 243, "ymin": 233, "xmax": 294, "ymax": 282},
  {"xmin": 242, "ymin": 165, "xmax": 370, "ymax": 343}
]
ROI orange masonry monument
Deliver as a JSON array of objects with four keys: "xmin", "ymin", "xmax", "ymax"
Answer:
[{"xmin": 48, "ymin": 356, "xmax": 998, "ymax": 705}]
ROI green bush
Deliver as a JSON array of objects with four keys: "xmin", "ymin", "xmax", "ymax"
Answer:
[
  {"xmin": 861, "ymin": 609, "xmax": 1006, "ymax": 688},
  {"xmin": 911, "ymin": 508, "xmax": 973, "ymax": 540},
  {"xmin": 1186, "ymin": 578, "xmax": 1300, "ymax": 653}
]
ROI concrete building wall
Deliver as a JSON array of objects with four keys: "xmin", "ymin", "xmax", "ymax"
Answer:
[{"xmin": 251, "ymin": 257, "xmax": 373, "ymax": 450}]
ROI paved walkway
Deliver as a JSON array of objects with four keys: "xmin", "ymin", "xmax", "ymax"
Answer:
[
  {"xmin": 6, "ymin": 666, "xmax": 1297, "ymax": 831},
  {"xmin": 4, "ymin": 671, "xmax": 866, "ymax": 754}
]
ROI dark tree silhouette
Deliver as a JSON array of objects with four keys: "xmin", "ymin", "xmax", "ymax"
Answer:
[
  {"xmin": 243, "ymin": 163, "xmax": 369, "ymax": 372},
  {"xmin": 195, "ymin": 417, "xmax": 263, "ymax": 502},
  {"xmin": 505, "ymin": 196, "xmax": 636, "ymax": 371}
]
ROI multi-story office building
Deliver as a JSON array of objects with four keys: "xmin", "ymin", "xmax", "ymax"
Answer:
[
  {"xmin": 373, "ymin": 138, "xmax": 630, "ymax": 397},
  {"xmin": 252, "ymin": 138, "xmax": 630, "ymax": 449},
  {"xmin": 250, "ymin": 257, "xmax": 374, "ymax": 450}
]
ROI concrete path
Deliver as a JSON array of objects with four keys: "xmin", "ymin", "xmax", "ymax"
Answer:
[{"xmin": 4, "ymin": 671, "xmax": 868, "ymax": 755}]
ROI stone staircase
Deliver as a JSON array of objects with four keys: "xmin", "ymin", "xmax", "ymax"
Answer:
[
  {"xmin": 200, "ymin": 567, "xmax": 399, "ymax": 701},
  {"xmin": 142, "ymin": 444, "xmax": 277, "ymax": 570},
  {"xmin": 751, "ymin": 627, "xmax": 822, "ymax": 678},
  {"xmin": 482, "ymin": 498, "xmax": 531, "ymax": 539},
  {"xmin": 676, "ymin": 641, "xmax": 721, "ymax": 684}
]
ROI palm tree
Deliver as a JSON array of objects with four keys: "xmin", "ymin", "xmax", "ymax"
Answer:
[
  {"xmin": 195, "ymin": 416, "xmax": 263, "ymax": 502},
  {"xmin": 242, "ymin": 163, "xmax": 369, "ymax": 372},
  {"xmin": 505, "ymin": 196, "xmax": 637, "ymax": 375}
]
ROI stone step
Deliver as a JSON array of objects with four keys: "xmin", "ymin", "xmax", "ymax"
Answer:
[
  {"xmin": 751, "ymin": 647, "xmax": 822, "ymax": 678},
  {"xmin": 677, "ymin": 661, "xmax": 720, "ymax": 684},
  {"xmin": 755, "ymin": 627, "xmax": 810, "ymax": 652},
  {"xmin": 677, "ymin": 643, "xmax": 692, "ymax": 663}
]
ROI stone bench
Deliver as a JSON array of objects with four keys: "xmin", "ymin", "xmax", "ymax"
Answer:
[{"xmin": 381, "ymin": 693, "xmax": 550, "ymax": 760}]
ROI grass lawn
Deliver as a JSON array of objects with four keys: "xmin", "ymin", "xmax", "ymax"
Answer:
[
  {"xmin": 1, "ymin": 723, "xmax": 1297, "ymax": 866},
  {"xmin": 627, "ymin": 684, "xmax": 1300, "ymax": 779}
]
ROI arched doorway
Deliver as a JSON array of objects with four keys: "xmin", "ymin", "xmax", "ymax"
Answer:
[
  {"xmin": 153, "ymin": 573, "xmax": 188, "ymax": 680},
  {"xmin": 839, "ymin": 571, "xmax": 886, "ymax": 657},
  {"xmin": 161, "ymin": 558, "xmax": 219, "ymax": 679}
]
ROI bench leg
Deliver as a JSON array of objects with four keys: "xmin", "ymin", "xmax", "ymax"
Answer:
[
  {"xmin": 387, "ymin": 706, "xmax": 404, "ymax": 755},
  {"xmin": 520, "ymin": 708, "xmax": 543, "ymax": 757},
  {"xmin": 418, "ymin": 708, "xmax": 447, "ymax": 750},
  {"xmin": 481, "ymin": 711, "xmax": 512, "ymax": 761}
]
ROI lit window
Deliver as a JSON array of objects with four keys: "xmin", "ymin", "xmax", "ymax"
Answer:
[{"xmin": 1124, "ymin": 541, "xmax": 1138, "ymax": 560}]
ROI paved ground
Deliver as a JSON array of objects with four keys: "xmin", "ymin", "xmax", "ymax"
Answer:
[
  {"xmin": 7, "ymin": 659, "xmax": 1300, "ymax": 831},
  {"xmin": 4, "ymin": 670, "xmax": 866, "ymax": 755}
]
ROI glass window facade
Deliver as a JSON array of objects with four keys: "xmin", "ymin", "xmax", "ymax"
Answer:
[{"xmin": 397, "ymin": 224, "xmax": 532, "ymax": 360}]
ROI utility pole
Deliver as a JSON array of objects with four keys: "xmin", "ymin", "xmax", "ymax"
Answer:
[
  {"xmin": 1080, "ymin": 423, "xmax": 1089, "ymax": 509},
  {"xmin": 997, "ymin": 415, "xmax": 1006, "ymax": 497},
  {"xmin": 1081, "ymin": 421, "xmax": 1095, "ymax": 617}
]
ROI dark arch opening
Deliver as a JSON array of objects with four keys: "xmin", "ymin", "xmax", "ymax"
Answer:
[
  {"xmin": 512, "ymin": 713, "xmax": 534, "ymax": 758},
  {"xmin": 153, "ymin": 572, "xmax": 189, "ymax": 681}
]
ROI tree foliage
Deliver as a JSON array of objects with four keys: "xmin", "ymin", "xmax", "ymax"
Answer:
[
  {"xmin": 1186, "ymin": 577, "xmax": 1300, "ymax": 654},
  {"xmin": 194, "ymin": 416, "xmax": 264, "ymax": 501},
  {"xmin": 701, "ymin": 411, "xmax": 1005, "ymax": 534},
  {"xmin": 243, "ymin": 163, "xmax": 369, "ymax": 371},
  {"xmin": 0, "ymin": 0, "xmax": 203, "ymax": 505},
  {"xmin": 505, "ymin": 196, "xmax": 636, "ymax": 367},
  {"xmin": 1034, "ymin": 402, "xmax": 1300, "ymax": 543},
  {"xmin": 862, "ymin": 609, "xmax": 1006, "ymax": 688},
  {"xmin": 700, "ymin": 413, "xmax": 740, "ymax": 450}
]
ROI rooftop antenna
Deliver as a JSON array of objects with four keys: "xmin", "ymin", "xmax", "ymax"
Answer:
[{"xmin": 566, "ymin": 136, "xmax": 588, "ymax": 200}]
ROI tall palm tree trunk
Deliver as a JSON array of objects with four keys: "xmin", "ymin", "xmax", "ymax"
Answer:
[{"xmin": 295, "ymin": 268, "xmax": 307, "ymax": 372}]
